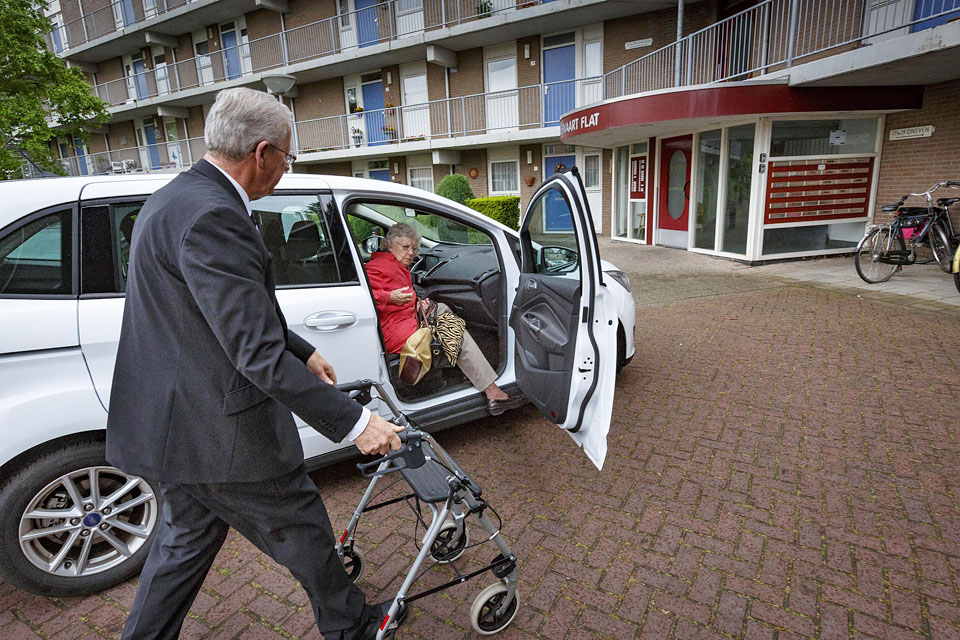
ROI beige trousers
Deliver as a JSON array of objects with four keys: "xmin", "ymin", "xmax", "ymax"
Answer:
[{"xmin": 435, "ymin": 303, "xmax": 497, "ymax": 391}]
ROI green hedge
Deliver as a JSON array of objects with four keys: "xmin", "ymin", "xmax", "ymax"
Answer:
[{"xmin": 466, "ymin": 196, "xmax": 521, "ymax": 230}]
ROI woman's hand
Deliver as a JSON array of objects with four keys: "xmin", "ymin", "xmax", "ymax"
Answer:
[
  {"xmin": 417, "ymin": 298, "xmax": 432, "ymax": 315},
  {"xmin": 388, "ymin": 286, "xmax": 414, "ymax": 306}
]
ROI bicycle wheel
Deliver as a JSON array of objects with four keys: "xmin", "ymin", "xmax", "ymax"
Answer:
[
  {"xmin": 855, "ymin": 226, "xmax": 901, "ymax": 283},
  {"xmin": 930, "ymin": 223, "xmax": 953, "ymax": 273}
]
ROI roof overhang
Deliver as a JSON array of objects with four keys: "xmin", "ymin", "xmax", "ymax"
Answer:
[{"xmin": 559, "ymin": 81, "xmax": 924, "ymax": 147}]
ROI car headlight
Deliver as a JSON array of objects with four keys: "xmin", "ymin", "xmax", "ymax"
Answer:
[{"xmin": 604, "ymin": 269, "xmax": 631, "ymax": 292}]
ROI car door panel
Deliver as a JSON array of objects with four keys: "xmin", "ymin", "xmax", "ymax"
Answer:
[{"xmin": 511, "ymin": 169, "xmax": 617, "ymax": 469}]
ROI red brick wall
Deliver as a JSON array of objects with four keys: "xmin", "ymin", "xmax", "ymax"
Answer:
[
  {"xmin": 300, "ymin": 162, "xmax": 351, "ymax": 176},
  {"xmin": 604, "ymin": 1, "xmax": 716, "ymax": 73},
  {"xmin": 450, "ymin": 48, "xmax": 483, "ymax": 98},
  {"xmin": 519, "ymin": 144, "xmax": 541, "ymax": 208},
  {"xmin": 455, "ymin": 149, "xmax": 488, "ymax": 197},
  {"xmin": 295, "ymin": 78, "xmax": 346, "ymax": 120},
  {"xmin": 284, "ymin": 0, "xmax": 338, "ymax": 29},
  {"xmin": 875, "ymin": 79, "xmax": 960, "ymax": 223}
]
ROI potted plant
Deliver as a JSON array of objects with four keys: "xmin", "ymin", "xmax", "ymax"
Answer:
[
  {"xmin": 350, "ymin": 106, "xmax": 364, "ymax": 117},
  {"xmin": 384, "ymin": 101, "xmax": 395, "ymax": 115},
  {"xmin": 477, "ymin": 0, "xmax": 492, "ymax": 17},
  {"xmin": 351, "ymin": 127, "xmax": 363, "ymax": 147},
  {"xmin": 382, "ymin": 125, "xmax": 397, "ymax": 140}
]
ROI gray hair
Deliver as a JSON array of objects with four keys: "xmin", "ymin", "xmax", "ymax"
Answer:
[
  {"xmin": 386, "ymin": 223, "xmax": 419, "ymax": 247},
  {"xmin": 205, "ymin": 88, "xmax": 293, "ymax": 161}
]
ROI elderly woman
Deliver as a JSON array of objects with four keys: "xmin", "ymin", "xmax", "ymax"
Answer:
[{"xmin": 366, "ymin": 223, "xmax": 525, "ymax": 415}]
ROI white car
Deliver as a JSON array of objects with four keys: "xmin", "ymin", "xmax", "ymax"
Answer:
[{"xmin": 0, "ymin": 169, "xmax": 635, "ymax": 596}]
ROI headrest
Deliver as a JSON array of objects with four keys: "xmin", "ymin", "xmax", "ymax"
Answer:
[{"xmin": 286, "ymin": 221, "xmax": 321, "ymax": 261}]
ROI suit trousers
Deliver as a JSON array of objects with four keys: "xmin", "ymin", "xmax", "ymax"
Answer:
[
  {"xmin": 434, "ymin": 303, "xmax": 497, "ymax": 392},
  {"xmin": 121, "ymin": 465, "xmax": 366, "ymax": 639}
]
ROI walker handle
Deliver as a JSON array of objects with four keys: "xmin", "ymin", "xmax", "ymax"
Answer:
[{"xmin": 356, "ymin": 429, "xmax": 426, "ymax": 477}]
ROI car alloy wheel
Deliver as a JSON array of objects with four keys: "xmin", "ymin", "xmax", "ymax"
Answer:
[{"xmin": 19, "ymin": 465, "xmax": 158, "ymax": 579}]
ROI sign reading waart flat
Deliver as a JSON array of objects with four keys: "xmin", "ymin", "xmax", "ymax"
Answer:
[
  {"xmin": 889, "ymin": 125, "xmax": 934, "ymax": 140},
  {"xmin": 560, "ymin": 111, "xmax": 600, "ymax": 135}
]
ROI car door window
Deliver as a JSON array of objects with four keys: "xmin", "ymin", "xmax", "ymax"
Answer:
[
  {"xmin": 524, "ymin": 190, "xmax": 580, "ymax": 277},
  {"xmin": 254, "ymin": 194, "xmax": 358, "ymax": 286},
  {"xmin": 80, "ymin": 202, "xmax": 146, "ymax": 295},
  {"xmin": 0, "ymin": 210, "xmax": 73, "ymax": 296}
]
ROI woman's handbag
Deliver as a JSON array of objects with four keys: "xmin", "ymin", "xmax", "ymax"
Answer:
[{"xmin": 399, "ymin": 323, "xmax": 433, "ymax": 385}]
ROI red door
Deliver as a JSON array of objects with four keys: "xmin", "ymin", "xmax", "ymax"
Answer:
[{"xmin": 658, "ymin": 135, "xmax": 692, "ymax": 246}]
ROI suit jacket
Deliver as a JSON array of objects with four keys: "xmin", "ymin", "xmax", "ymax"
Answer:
[{"xmin": 106, "ymin": 160, "xmax": 363, "ymax": 483}]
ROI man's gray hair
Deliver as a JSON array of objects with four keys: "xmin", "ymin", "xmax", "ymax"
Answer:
[
  {"xmin": 386, "ymin": 222, "xmax": 419, "ymax": 247},
  {"xmin": 205, "ymin": 88, "xmax": 293, "ymax": 161}
]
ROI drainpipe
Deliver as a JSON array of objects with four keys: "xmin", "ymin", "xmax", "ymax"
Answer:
[
  {"xmin": 445, "ymin": 66, "xmax": 452, "ymax": 137},
  {"xmin": 674, "ymin": 0, "xmax": 683, "ymax": 87},
  {"xmin": 786, "ymin": 0, "xmax": 800, "ymax": 67}
]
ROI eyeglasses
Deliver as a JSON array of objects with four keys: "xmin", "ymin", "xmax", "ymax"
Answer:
[{"xmin": 264, "ymin": 143, "xmax": 297, "ymax": 167}]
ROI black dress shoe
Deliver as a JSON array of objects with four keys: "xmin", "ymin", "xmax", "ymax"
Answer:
[
  {"xmin": 487, "ymin": 394, "xmax": 527, "ymax": 416},
  {"xmin": 330, "ymin": 600, "xmax": 408, "ymax": 640}
]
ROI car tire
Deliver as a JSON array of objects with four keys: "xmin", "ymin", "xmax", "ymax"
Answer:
[
  {"xmin": 0, "ymin": 438, "xmax": 160, "ymax": 596},
  {"xmin": 616, "ymin": 323, "xmax": 627, "ymax": 374}
]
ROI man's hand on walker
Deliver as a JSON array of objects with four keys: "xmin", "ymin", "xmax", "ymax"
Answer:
[
  {"xmin": 306, "ymin": 351, "xmax": 337, "ymax": 384},
  {"xmin": 354, "ymin": 413, "xmax": 404, "ymax": 455}
]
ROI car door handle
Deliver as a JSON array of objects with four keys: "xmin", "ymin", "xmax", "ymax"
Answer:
[{"xmin": 304, "ymin": 312, "xmax": 358, "ymax": 331}]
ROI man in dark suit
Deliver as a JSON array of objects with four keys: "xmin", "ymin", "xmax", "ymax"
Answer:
[{"xmin": 106, "ymin": 87, "xmax": 403, "ymax": 640}]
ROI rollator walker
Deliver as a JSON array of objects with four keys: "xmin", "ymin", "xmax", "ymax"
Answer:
[{"xmin": 334, "ymin": 380, "xmax": 520, "ymax": 638}]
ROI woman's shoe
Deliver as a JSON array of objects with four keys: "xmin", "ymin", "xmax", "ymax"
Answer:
[{"xmin": 486, "ymin": 394, "xmax": 527, "ymax": 416}]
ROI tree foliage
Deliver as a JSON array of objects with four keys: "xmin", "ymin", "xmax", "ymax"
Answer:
[
  {"xmin": 435, "ymin": 173, "xmax": 475, "ymax": 205},
  {"xmin": 1, "ymin": 0, "xmax": 109, "ymax": 179}
]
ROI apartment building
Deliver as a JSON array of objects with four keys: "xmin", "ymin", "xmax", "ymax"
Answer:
[{"xmin": 42, "ymin": 0, "xmax": 960, "ymax": 261}]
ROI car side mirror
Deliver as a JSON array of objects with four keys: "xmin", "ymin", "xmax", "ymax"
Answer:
[
  {"xmin": 541, "ymin": 246, "xmax": 579, "ymax": 273},
  {"xmin": 362, "ymin": 236, "xmax": 382, "ymax": 254}
]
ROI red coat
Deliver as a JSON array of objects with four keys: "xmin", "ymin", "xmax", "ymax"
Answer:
[{"xmin": 365, "ymin": 252, "xmax": 419, "ymax": 354}]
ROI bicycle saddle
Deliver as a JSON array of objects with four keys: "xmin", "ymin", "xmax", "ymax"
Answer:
[
  {"xmin": 937, "ymin": 197, "xmax": 959, "ymax": 207},
  {"xmin": 881, "ymin": 204, "xmax": 899, "ymax": 212}
]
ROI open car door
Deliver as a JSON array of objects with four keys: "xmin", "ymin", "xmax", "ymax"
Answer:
[{"xmin": 510, "ymin": 168, "xmax": 618, "ymax": 469}]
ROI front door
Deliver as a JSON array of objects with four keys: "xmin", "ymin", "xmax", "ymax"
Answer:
[
  {"xmin": 362, "ymin": 80, "xmax": 387, "ymax": 146},
  {"xmin": 511, "ymin": 168, "xmax": 617, "ymax": 469},
  {"xmin": 132, "ymin": 57, "xmax": 148, "ymax": 100},
  {"xmin": 543, "ymin": 43, "xmax": 575, "ymax": 126},
  {"xmin": 401, "ymin": 72, "xmax": 430, "ymax": 140},
  {"xmin": 485, "ymin": 55, "xmax": 518, "ymax": 131},
  {"xmin": 73, "ymin": 138, "xmax": 89, "ymax": 176},
  {"xmin": 221, "ymin": 29, "xmax": 242, "ymax": 80},
  {"xmin": 658, "ymin": 135, "xmax": 691, "ymax": 248},
  {"xmin": 356, "ymin": 0, "xmax": 379, "ymax": 47}
]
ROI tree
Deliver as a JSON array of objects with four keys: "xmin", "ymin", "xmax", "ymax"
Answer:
[
  {"xmin": 435, "ymin": 173, "xmax": 475, "ymax": 205},
  {"xmin": 1, "ymin": 0, "xmax": 109, "ymax": 179}
]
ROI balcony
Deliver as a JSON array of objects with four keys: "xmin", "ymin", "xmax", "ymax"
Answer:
[
  {"xmin": 55, "ymin": 135, "xmax": 207, "ymax": 177},
  {"xmin": 294, "ymin": 77, "xmax": 603, "ymax": 156},
  {"xmin": 603, "ymin": 0, "xmax": 960, "ymax": 100}
]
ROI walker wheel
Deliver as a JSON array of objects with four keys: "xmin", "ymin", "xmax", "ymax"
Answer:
[
  {"xmin": 429, "ymin": 521, "xmax": 469, "ymax": 563},
  {"xmin": 341, "ymin": 547, "xmax": 365, "ymax": 582},
  {"xmin": 470, "ymin": 583, "xmax": 519, "ymax": 635}
]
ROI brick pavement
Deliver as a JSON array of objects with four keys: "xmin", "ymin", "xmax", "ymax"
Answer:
[{"xmin": 3, "ymin": 245, "xmax": 960, "ymax": 639}]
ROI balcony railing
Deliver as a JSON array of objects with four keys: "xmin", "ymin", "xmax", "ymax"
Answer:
[
  {"xmin": 295, "ymin": 77, "xmax": 603, "ymax": 153},
  {"xmin": 54, "ymin": 0, "xmax": 550, "ymax": 54},
  {"xmin": 603, "ymin": 0, "xmax": 960, "ymax": 100},
  {"xmin": 56, "ymin": 135, "xmax": 207, "ymax": 177}
]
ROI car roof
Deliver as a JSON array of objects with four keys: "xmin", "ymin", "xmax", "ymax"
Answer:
[{"xmin": 0, "ymin": 172, "xmax": 513, "ymax": 233}]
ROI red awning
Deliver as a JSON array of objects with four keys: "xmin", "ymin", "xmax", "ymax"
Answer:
[{"xmin": 559, "ymin": 82, "xmax": 923, "ymax": 147}]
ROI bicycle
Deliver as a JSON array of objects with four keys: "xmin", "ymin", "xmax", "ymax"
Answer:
[{"xmin": 854, "ymin": 181, "xmax": 959, "ymax": 284}]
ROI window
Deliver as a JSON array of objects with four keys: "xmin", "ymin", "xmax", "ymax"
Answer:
[
  {"xmin": 525, "ymin": 189, "xmax": 579, "ymax": 276},
  {"xmin": 584, "ymin": 155, "xmax": 600, "ymax": 189},
  {"xmin": 543, "ymin": 32, "xmax": 575, "ymax": 48},
  {"xmin": 347, "ymin": 88, "xmax": 358, "ymax": 113},
  {"xmin": 584, "ymin": 41, "xmax": 602, "ymax": 77},
  {"xmin": 339, "ymin": 0, "xmax": 351, "ymax": 27},
  {"xmin": 0, "ymin": 211, "xmax": 72, "ymax": 296},
  {"xmin": 397, "ymin": 0, "xmax": 423, "ymax": 13},
  {"xmin": 347, "ymin": 203, "xmax": 492, "ymax": 246},
  {"xmin": 409, "ymin": 167, "xmax": 433, "ymax": 192},
  {"xmin": 770, "ymin": 118, "xmax": 878, "ymax": 157},
  {"xmin": 490, "ymin": 161, "xmax": 519, "ymax": 193},
  {"xmin": 253, "ymin": 194, "xmax": 357, "ymax": 286}
]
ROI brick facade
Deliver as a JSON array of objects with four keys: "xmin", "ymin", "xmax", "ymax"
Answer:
[
  {"xmin": 295, "ymin": 78, "xmax": 346, "ymax": 121},
  {"xmin": 875, "ymin": 79, "xmax": 960, "ymax": 224},
  {"xmin": 456, "ymin": 149, "xmax": 489, "ymax": 198}
]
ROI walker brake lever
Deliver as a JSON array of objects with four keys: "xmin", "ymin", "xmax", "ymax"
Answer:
[{"xmin": 356, "ymin": 430, "xmax": 426, "ymax": 477}]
